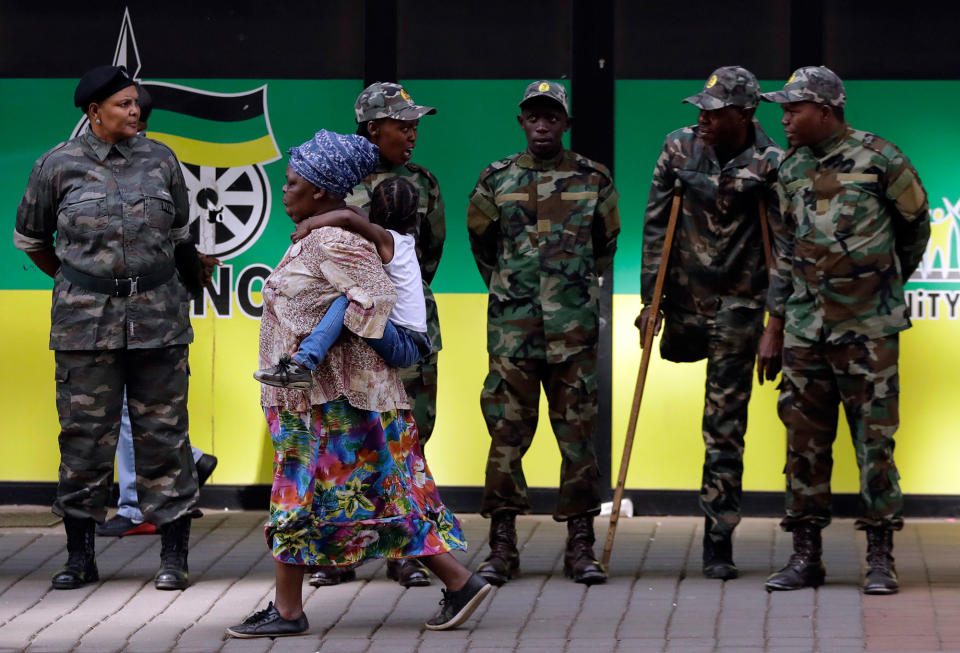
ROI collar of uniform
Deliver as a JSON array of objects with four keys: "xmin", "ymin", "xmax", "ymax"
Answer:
[
  {"xmin": 375, "ymin": 158, "xmax": 408, "ymax": 174},
  {"xmin": 695, "ymin": 122, "xmax": 759, "ymax": 171},
  {"xmin": 723, "ymin": 123, "xmax": 760, "ymax": 170},
  {"xmin": 810, "ymin": 124, "xmax": 850, "ymax": 158},
  {"xmin": 82, "ymin": 129, "xmax": 136, "ymax": 162},
  {"xmin": 518, "ymin": 149, "xmax": 566, "ymax": 170}
]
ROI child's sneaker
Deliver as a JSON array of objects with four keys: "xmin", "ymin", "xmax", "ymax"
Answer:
[{"xmin": 254, "ymin": 354, "xmax": 313, "ymax": 389}]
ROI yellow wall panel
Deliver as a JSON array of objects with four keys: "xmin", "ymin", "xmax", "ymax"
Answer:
[{"xmin": 4, "ymin": 289, "xmax": 956, "ymax": 498}]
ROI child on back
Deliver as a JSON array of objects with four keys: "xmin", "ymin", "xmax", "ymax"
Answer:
[{"xmin": 255, "ymin": 177, "xmax": 430, "ymax": 389}]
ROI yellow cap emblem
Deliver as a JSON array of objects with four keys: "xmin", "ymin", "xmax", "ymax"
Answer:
[
  {"xmin": 787, "ymin": 73, "xmax": 796, "ymax": 85},
  {"xmin": 400, "ymin": 89, "xmax": 411, "ymax": 101},
  {"xmin": 706, "ymin": 75, "xmax": 718, "ymax": 89},
  {"xmin": 538, "ymin": 82, "xmax": 551, "ymax": 92}
]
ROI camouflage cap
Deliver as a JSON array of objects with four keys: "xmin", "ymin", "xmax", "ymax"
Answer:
[
  {"xmin": 354, "ymin": 82, "xmax": 436, "ymax": 123},
  {"xmin": 682, "ymin": 66, "xmax": 760, "ymax": 110},
  {"xmin": 519, "ymin": 80, "xmax": 569, "ymax": 114},
  {"xmin": 761, "ymin": 66, "xmax": 846, "ymax": 108}
]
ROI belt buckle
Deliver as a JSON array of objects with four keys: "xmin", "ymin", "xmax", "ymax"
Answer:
[{"xmin": 113, "ymin": 276, "xmax": 138, "ymax": 297}]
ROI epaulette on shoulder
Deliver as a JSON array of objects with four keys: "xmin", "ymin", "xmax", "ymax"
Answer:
[
  {"xmin": 573, "ymin": 151, "xmax": 613, "ymax": 179},
  {"xmin": 479, "ymin": 153, "xmax": 520, "ymax": 180},
  {"xmin": 144, "ymin": 136, "xmax": 179, "ymax": 159},
  {"xmin": 777, "ymin": 146, "xmax": 800, "ymax": 172},
  {"xmin": 861, "ymin": 132, "xmax": 902, "ymax": 159},
  {"xmin": 36, "ymin": 140, "xmax": 71, "ymax": 174},
  {"xmin": 404, "ymin": 161, "xmax": 440, "ymax": 185}
]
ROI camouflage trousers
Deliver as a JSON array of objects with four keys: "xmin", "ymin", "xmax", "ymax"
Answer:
[
  {"xmin": 479, "ymin": 355, "xmax": 601, "ymax": 521},
  {"xmin": 52, "ymin": 346, "xmax": 199, "ymax": 525},
  {"xmin": 689, "ymin": 305, "xmax": 765, "ymax": 537},
  {"xmin": 778, "ymin": 334, "xmax": 903, "ymax": 532},
  {"xmin": 400, "ymin": 350, "xmax": 438, "ymax": 449}
]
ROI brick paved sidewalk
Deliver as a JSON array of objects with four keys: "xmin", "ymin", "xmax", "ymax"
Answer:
[{"xmin": 1, "ymin": 511, "xmax": 959, "ymax": 653}]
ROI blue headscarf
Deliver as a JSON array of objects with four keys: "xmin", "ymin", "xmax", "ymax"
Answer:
[{"xmin": 288, "ymin": 130, "xmax": 379, "ymax": 196}]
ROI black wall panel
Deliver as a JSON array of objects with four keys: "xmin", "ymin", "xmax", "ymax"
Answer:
[
  {"xmin": 824, "ymin": 2, "xmax": 960, "ymax": 79},
  {"xmin": 0, "ymin": 1, "xmax": 364, "ymax": 79},
  {"xmin": 614, "ymin": 0, "xmax": 792, "ymax": 79},
  {"xmin": 396, "ymin": 0, "xmax": 572, "ymax": 79}
]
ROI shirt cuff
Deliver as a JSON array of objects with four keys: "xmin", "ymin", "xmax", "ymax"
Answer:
[
  {"xmin": 170, "ymin": 224, "xmax": 190, "ymax": 244},
  {"xmin": 13, "ymin": 230, "xmax": 52, "ymax": 252}
]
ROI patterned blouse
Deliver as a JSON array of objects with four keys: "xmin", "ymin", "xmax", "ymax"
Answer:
[{"xmin": 258, "ymin": 226, "xmax": 408, "ymax": 413}]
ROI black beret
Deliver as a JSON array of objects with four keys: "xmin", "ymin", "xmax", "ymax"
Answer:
[{"xmin": 74, "ymin": 65, "xmax": 136, "ymax": 111}]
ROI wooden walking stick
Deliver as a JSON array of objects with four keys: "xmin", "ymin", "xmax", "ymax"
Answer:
[{"xmin": 602, "ymin": 179, "xmax": 683, "ymax": 567}]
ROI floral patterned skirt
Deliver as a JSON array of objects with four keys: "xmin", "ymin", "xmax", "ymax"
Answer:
[{"xmin": 263, "ymin": 401, "xmax": 466, "ymax": 566}]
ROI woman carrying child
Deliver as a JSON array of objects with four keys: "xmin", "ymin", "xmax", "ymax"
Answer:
[
  {"xmin": 255, "ymin": 176, "xmax": 430, "ymax": 386},
  {"xmin": 227, "ymin": 130, "xmax": 490, "ymax": 638}
]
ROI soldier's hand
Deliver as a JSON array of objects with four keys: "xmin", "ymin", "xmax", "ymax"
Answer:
[
  {"xmin": 756, "ymin": 315, "xmax": 784, "ymax": 385},
  {"xmin": 197, "ymin": 253, "xmax": 221, "ymax": 285},
  {"xmin": 634, "ymin": 306, "xmax": 663, "ymax": 348}
]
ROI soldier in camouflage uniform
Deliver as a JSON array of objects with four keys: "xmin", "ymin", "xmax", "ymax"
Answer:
[
  {"xmin": 467, "ymin": 81, "xmax": 620, "ymax": 586},
  {"xmin": 761, "ymin": 67, "xmax": 930, "ymax": 594},
  {"xmin": 638, "ymin": 66, "xmax": 790, "ymax": 580},
  {"xmin": 309, "ymin": 81, "xmax": 444, "ymax": 589},
  {"xmin": 13, "ymin": 65, "xmax": 199, "ymax": 591}
]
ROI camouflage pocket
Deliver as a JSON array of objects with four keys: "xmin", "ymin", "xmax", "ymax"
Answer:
[
  {"xmin": 144, "ymin": 194, "xmax": 176, "ymax": 229},
  {"xmin": 54, "ymin": 365, "xmax": 70, "ymax": 419},
  {"xmin": 60, "ymin": 194, "xmax": 107, "ymax": 232},
  {"xmin": 660, "ymin": 316, "xmax": 709, "ymax": 363}
]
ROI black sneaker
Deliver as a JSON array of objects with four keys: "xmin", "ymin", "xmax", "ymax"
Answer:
[
  {"xmin": 195, "ymin": 453, "xmax": 218, "ymax": 486},
  {"xmin": 424, "ymin": 573, "xmax": 492, "ymax": 631},
  {"xmin": 225, "ymin": 602, "xmax": 308, "ymax": 638},
  {"xmin": 254, "ymin": 354, "xmax": 313, "ymax": 390},
  {"xmin": 96, "ymin": 514, "xmax": 157, "ymax": 537}
]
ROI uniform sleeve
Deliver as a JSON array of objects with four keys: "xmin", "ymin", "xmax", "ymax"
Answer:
[
  {"xmin": 168, "ymin": 152, "xmax": 191, "ymax": 243},
  {"xmin": 764, "ymin": 157, "xmax": 793, "ymax": 317},
  {"xmin": 592, "ymin": 175, "xmax": 620, "ymax": 273},
  {"xmin": 770, "ymin": 168, "xmax": 799, "ymax": 315},
  {"xmin": 640, "ymin": 138, "xmax": 676, "ymax": 305},
  {"xmin": 14, "ymin": 155, "xmax": 58, "ymax": 251},
  {"xmin": 885, "ymin": 150, "xmax": 930, "ymax": 280},
  {"xmin": 467, "ymin": 173, "xmax": 500, "ymax": 288},
  {"xmin": 417, "ymin": 178, "xmax": 446, "ymax": 285}
]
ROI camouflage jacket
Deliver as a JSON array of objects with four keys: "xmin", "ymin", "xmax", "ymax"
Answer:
[
  {"xmin": 642, "ymin": 121, "xmax": 790, "ymax": 318},
  {"xmin": 347, "ymin": 159, "xmax": 445, "ymax": 351},
  {"xmin": 777, "ymin": 125, "xmax": 930, "ymax": 343},
  {"xmin": 14, "ymin": 130, "xmax": 193, "ymax": 351},
  {"xmin": 467, "ymin": 149, "xmax": 620, "ymax": 362}
]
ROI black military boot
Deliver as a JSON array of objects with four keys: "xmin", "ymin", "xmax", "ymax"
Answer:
[
  {"xmin": 476, "ymin": 510, "xmax": 519, "ymax": 586},
  {"xmin": 52, "ymin": 515, "xmax": 99, "ymax": 589},
  {"xmin": 563, "ymin": 515, "xmax": 607, "ymax": 585},
  {"xmin": 702, "ymin": 517, "xmax": 739, "ymax": 580},
  {"xmin": 386, "ymin": 558, "xmax": 431, "ymax": 587},
  {"xmin": 863, "ymin": 528, "xmax": 898, "ymax": 595},
  {"xmin": 155, "ymin": 515, "xmax": 191, "ymax": 590},
  {"xmin": 765, "ymin": 524, "xmax": 826, "ymax": 591}
]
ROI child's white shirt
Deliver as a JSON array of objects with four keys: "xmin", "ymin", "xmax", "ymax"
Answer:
[{"xmin": 382, "ymin": 230, "xmax": 428, "ymax": 332}]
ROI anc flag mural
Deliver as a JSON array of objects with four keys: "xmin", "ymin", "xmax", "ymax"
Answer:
[
  {"xmin": 144, "ymin": 81, "xmax": 279, "ymax": 260},
  {"xmin": 73, "ymin": 9, "xmax": 281, "ymax": 262}
]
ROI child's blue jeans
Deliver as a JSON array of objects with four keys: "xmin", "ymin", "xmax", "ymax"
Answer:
[{"xmin": 294, "ymin": 296, "xmax": 430, "ymax": 370}]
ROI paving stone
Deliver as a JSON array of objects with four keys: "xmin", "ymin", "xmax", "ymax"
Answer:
[{"xmin": 2, "ymin": 514, "xmax": 960, "ymax": 652}]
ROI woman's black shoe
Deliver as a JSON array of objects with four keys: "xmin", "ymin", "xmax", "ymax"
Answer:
[{"xmin": 424, "ymin": 573, "xmax": 492, "ymax": 631}]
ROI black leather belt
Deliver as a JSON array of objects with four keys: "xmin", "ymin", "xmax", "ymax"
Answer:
[{"xmin": 60, "ymin": 261, "xmax": 176, "ymax": 297}]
